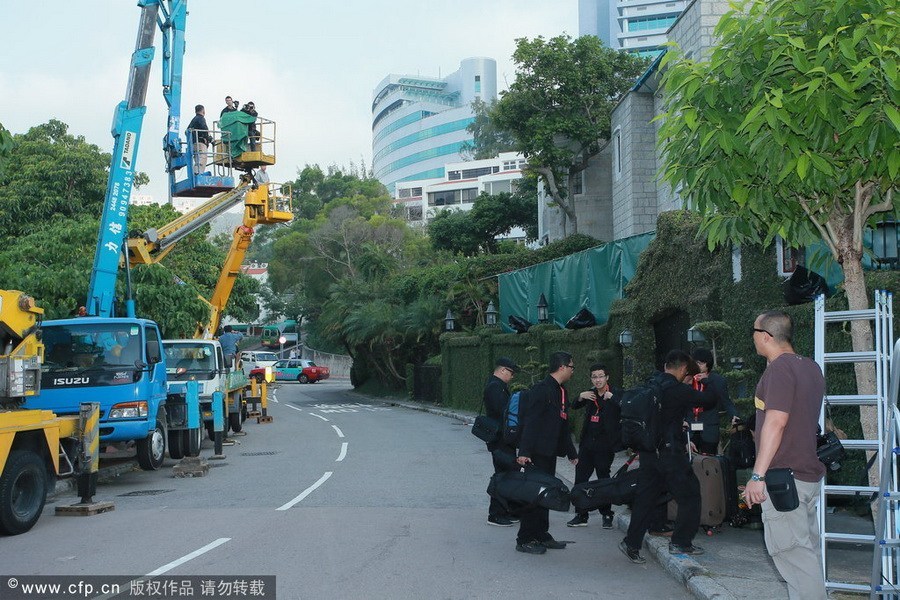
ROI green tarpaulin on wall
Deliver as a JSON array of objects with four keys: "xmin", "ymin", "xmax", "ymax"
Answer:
[{"xmin": 498, "ymin": 232, "xmax": 655, "ymax": 332}]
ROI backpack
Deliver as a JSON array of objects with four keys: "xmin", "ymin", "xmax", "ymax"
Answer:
[
  {"xmin": 619, "ymin": 375, "xmax": 669, "ymax": 452},
  {"xmin": 725, "ymin": 426, "xmax": 756, "ymax": 469},
  {"xmin": 503, "ymin": 390, "xmax": 526, "ymax": 446}
]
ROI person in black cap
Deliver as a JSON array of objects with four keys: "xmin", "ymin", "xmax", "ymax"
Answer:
[{"xmin": 484, "ymin": 356, "xmax": 520, "ymax": 526}]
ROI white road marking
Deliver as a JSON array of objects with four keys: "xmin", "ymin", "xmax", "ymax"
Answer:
[
  {"xmin": 277, "ymin": 472, "xmax": 333, "ymax": 511},
  {"xmin": 285, "ymin": 404, "xmax": 304, "ymax": 412},
  {"xmin": 309, "ymin": 412, "xmax": 329, "ymax": 422},
  {"xmin": 331, "ymin": 425, "xmax": 344, "ymax": 438},
  {"xmin": 146, "ymin": 538, "xmax": 231, "ymax": 576},
  {"xmin": 336, "ymin": 442, "xmax": 348, "ymax": 462}
]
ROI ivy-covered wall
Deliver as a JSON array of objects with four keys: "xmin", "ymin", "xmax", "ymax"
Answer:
[{"xmin": 439, "ymin": 209, "xmax": 899, "ymax": 493}]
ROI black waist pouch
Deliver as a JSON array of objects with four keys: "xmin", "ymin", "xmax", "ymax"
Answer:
[{"xmin": 766, "ymin": 468, "xmax": 799, "ymax": 512}]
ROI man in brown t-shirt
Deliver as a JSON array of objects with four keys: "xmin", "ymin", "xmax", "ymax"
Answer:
[{"xmin": 745, "ymin": 310, "xmax": 826, "ymax": 600}]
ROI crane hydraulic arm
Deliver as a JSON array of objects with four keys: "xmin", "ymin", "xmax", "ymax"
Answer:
[
  {"xmin": 128, "ymin": 180, "xmax": 292, "ymax": 338},
  {"xmin": 86, "ymin": 0, "xmax": 187, "ymax": 318}
]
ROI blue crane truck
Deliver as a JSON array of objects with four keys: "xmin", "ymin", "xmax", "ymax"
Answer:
[{"xmin": 22, "ymin": 1, "xmax": 207, "ymax": 470}]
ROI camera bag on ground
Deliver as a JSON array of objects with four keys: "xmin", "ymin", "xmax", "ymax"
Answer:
[
  {"xmin": 502, "ymin": 390, "xmax": 527, "ymax": 446},
  {"xmin": 619, "ymin": 374, "xmax": 672, "ymax": 452},
  {"xmin": 667, "ymin": 454, "xmax": 736, "ymax": 529},
  {"xmin": 487, "ymin": 468, "xmax": 571, "ymax": 514},
  {"xmin": 571, "ymin": 455, "xmax": 640, "ymax": 512}
]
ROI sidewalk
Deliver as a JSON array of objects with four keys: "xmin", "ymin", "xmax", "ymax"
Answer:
[{"xmin": 387, "ymin": 398, "xmax": 874, "ymax": 600}]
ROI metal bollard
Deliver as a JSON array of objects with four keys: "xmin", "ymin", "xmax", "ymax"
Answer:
[
  {"xmin": 212, "ymin": 391, "xmax": 225, "ymax": 459},
  {"xmin": 186, "ymin": 380, "xmax": 200, "ymax": 431},
  {"xmin": 77, "ymin": 402, "xmax": 100, "ymax": 504},
  {"xmin": 258, "ymin": 381, "xmax": 273, "ymax": 423}
]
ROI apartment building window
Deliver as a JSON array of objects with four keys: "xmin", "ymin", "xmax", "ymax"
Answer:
[
  {"xmin": 572, "ymin": 171, "xmax": 584, "ymax": 195},
  {"xmin": 475, "ymin": 75, "xmax": 481, "ymax": 94},
  {"xmin": 776, "ymin": 237, "xmax": 805, "ymax": 276},
  {"xmin": 487, "ymin": 180, "xmax": 512, "ymax": 195},
  {"xmin": 408, "ymin": 205, "xmax": 423, "ymax": 221},
  {"xmin": 503, "ymin": 160, "xmax": 517, "ymax": 170},
  {"xmin": 428, "ymin": 190, "xmax": 461, "ymax": 206},
  {"xmin": 613, "ymin": 128, "xmax": 622, "ymax": 180},
  {"xmin": 460, "ymin": 188, "xmax": 478, "ymax": 203},
  {"xmin": 398, "ymin": 188, "xmax": 412, "ymax": 199}
]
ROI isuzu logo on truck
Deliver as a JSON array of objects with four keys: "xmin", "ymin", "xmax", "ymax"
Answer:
[{"xmin": 53, "ymin": 377, "xmax": 91, "ymax": 386}]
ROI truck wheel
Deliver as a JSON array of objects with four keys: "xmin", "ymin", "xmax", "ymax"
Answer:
[
  {"xmin": 0, "ymin": 450, "xmax": 48, "ymax": 536},
  {"xmin": 228, "ymin": 411, "xmax": 243, "ymax": 433},
  {"xmin": 167, "ymin": 429, "xmax": 186, "ymax": 460},
  {"xmin": 136, "ymin": 415, "xmax": 166, "ymax": 471},
  {"xmin": 298, "ymin": 374, "xmax": 309, "ymax": 384},
  {"xmin": 185, "ymin": 427, "xmax": 202, "ymax": 457}
]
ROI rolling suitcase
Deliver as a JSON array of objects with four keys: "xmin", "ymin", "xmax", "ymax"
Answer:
[{"xmin": 668, "ymin": 454, "xmax": 727, "ymax": 529}]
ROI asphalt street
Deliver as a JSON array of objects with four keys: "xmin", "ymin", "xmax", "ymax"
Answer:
[{"xmin": 5, "ymin": 381, "xmax": 692, "ymax": 599}]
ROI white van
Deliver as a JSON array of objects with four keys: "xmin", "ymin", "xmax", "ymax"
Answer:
[{"xmin": 239, "ymin": 350, "xmax": 279, "ymax": 376}]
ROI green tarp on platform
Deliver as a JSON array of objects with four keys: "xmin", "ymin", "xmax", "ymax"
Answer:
[
  {"xmin": 498, "ymin": 232, "xmax": 655, "ymax": 331},
  {"xmin": 219, "ymin": 110, "xmax": 258, "ymax": 157}
]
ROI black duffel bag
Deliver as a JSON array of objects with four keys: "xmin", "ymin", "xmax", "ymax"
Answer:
[
  {"xmin": 571, "ymin": 459, "xmax": 640, "ymax": 512},
  {"xmin": 487, "ymin": 468, "xmax": 571, "ymax": 514}
]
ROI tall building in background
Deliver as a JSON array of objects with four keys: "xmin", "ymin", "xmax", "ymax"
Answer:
[
  {"xmin": 579, "ymin": 0, "xmax": 688, "ymax": 57},
  {"xmin": 372, "ymin": 57, "xmax": 497, "ymax": 194}
]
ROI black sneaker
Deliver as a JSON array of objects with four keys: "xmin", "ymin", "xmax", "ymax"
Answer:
[
  {"xmin": 619, "ymin": 540, "xmax": 646, "ymax": 564},
  {"xmin": 601, "ymin": 514, "xmax": 614, "ymax": 529},
  {"xmin": 567, "ymin": 514, "xmax": 589, "ymax": 527},
  {"xmin": 540, "ymin": 537, "xmax": 567, "ymax": 549},
  {"xmin": 668, "ymin": 542, "xmax": 705, "ymax": 556},
  {"xmin": 516, "ymin": 540, "xmax": 547, "ymax": 555},
  {"xmin": 488, "ymin": 516, "xmax": 514, "ymax": 527}
]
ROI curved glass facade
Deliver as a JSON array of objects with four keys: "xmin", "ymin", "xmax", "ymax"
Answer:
[{"xmin": 372, "ymin": 58, "xmax": 497, "ymax": 194}]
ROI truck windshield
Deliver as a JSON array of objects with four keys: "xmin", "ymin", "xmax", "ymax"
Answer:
[
  {"xmin": 43, "ymin": 323, "xmax": 142, "ymax": 372},
  {"xmin": 163, "ymin": 343, "xmax": 216, "ymax": 380}
]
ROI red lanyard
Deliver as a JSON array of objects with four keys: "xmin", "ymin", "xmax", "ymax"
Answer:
[{"xmin": 692, "ymin": 378, "xmax": 705, "ymax": 419}]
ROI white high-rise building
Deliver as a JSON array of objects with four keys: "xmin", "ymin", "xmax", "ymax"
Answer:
[
  {"xmin": 579, "ymin": 0, "xmax": 688, "ymax": 58},
  {"xmin": 372, "ymin": 57, "xmax": 498, "ymax": 195}
]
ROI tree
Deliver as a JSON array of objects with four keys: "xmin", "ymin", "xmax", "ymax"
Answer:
[
  {"xmin": 0, "ymin": 120, "xmax": 109, "ymax": 238},
  {"xmin": 657, "ymin": 0, "xmax": 898, "ymax": 483},
  {"xmin": 461, "ymin": 99, "xmax": 517, "ymax": 160},
  {"xmin": 492, "ymin": 35, "xmax": 649, "ymax": 235},
  {"xmin": 0, "ymin": 123, "xmax": 14, "ymax": 179},
  {"xmin": 428, "ymin": 191, "xmax": 538, "ymax": 255}
]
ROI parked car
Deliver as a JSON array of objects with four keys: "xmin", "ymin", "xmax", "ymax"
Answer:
[
  {"xmin": 239, "ymin": 350, "xmax": 279, "ymax": 376},
  {"xmin": 250, "ymin": 359, "xmax": 330, "ymax": 384}
]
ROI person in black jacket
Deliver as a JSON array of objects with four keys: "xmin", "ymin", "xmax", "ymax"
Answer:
[
  {"xmin": 483, "ymin": 356, "xmax": 520, "ymax": 527},
  {"xmin": 567, "ymin": 363, "xmax": 621, "ymax": 528},
  {"xmin": 688, "ymin": 347, "xmax": 740, "ymax": 455},
  {"xmin": 186, "ymin": 104, "xmax": 212, "ymax": 174},
  {"xmin": 515, "ymin": 351, "xmax": 578, "ymax": 555},
  {"xmin": 620, "ymin": 350, "xmax": 717, "ymax": 564}
]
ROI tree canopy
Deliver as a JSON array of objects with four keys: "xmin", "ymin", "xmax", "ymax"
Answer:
[
  {"xmin": 0, "ymin": 120, "xmax": 258, "ymax": 336},
  {"xmin": 657, "ymin": 0, "xmax": 898, "ymax": 484},
  {"xmin": 427, "ymin": 190, "xmax": 538, "ymax": 255},
  {"xmin": 491, "ymin": 35, "xmax": 649, "ymax": 235},
  {"xmin": 461, "ymin": 99, "xmax": 517, "ymax": 160}
]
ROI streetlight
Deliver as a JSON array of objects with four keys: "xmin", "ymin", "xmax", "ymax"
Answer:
[
  {"xmin": 444, "ymin": 309, "xmax": 456, "ymax": 332},
  {"xmin": 537, "ymin": 293, "xmax": 549, "ymax": 324},
  {"xmin": 618, "ymin": 330, "xmax": 634, "ymax": 348},
  {"xmin": 687, "ymin": 325, "xmax": 706, "ymax": 343},
  {"xmin": 485, "ymin": 301, "xmax": 498, "ymax": 326},
  {"xmin": 873, "ymin": 217, "xmax": 898, "ymax": 268}
]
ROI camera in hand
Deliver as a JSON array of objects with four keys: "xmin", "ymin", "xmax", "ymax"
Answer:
[{"xmin": 816, "ymin": 430, "xmax": 845, "ymax": 472}]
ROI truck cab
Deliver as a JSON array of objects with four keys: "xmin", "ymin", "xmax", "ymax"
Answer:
[
  {"xmin": 25, "ymin": 317, "xmax": 169, "ymax": 470},
  {"xmin": 162, "ymin": 339, "xmax": 247, "ymax": 438}
]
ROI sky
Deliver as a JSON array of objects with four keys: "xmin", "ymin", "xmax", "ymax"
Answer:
[{"xmin": 0, "ymin": 1, "xmax": 577, "ymax": 204}]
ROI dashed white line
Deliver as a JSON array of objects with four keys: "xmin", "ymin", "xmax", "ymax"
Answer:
[
  {"xmin": 336, "ymin": 442, "xmax": 348, "ymax": 462},
  {"xmin": 331, "ymin": 425, "xmax": 344, "ymax": 438},
  {"xmin": 277, "ymin": 472, "xmax": 333, "ymax": 511},
  {"xmin": 285, "ymin": 404, "xmax": 304, "ymax": 412},
  {"xmin": 146, "ymin": 538, "xmax": 231, "ymax": 576},
  {"xmin": 309, "ymin": 412, "xmax": 329, "ymax": 422}
]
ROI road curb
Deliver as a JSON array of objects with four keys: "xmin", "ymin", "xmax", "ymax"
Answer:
[
  {"xmin": 49, "ymin": 460, "xmax": 143, "ymax": 503},
  {"xmin": 385, "ymin": 398, "xmax": 735, "ymax": 600}
]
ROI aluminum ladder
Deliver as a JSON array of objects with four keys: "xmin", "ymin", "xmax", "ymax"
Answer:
[
  {"xmin": 814, "ymin": 290, "xmax": 894, "ymax": 596},
  {"xmin": 872, "ymin": 336, "xmax": 900, "ymax": 598}
]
